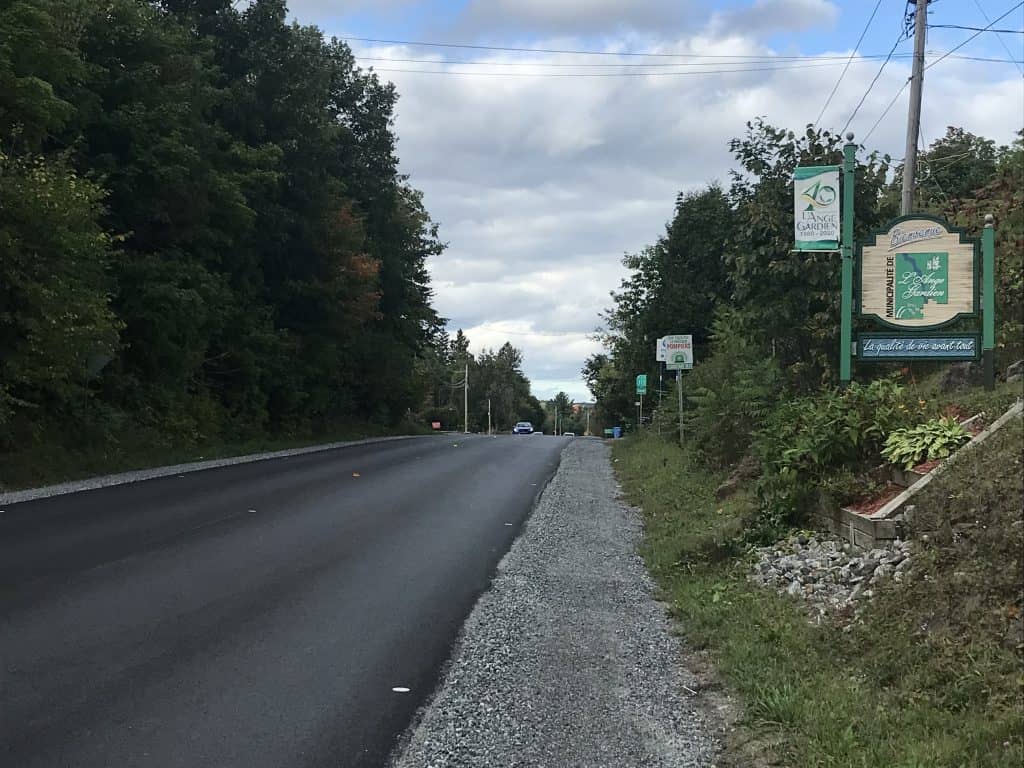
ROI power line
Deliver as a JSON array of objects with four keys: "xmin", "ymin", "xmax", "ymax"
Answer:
[
  {"xmin": 918, "ymin": 120, "xmax": 949, "ymax": 207},
  {"xmin": 972, "ymin": 0, "xmax": 1024, "ymax": 76},
  {"xmin": 862, "ymin": 78, "xmax": 911, "ymax": 143},
  {"xmin": 814, "ymin": 0, "xmax": 884, "ymax": 129},
  {"xmin": 948, "ymin": 53, "xmax": 1024, "ymax": 62},
  {"xmin": 924, "ymin": 148, "xmax": 978, "ymax": 168},
  {"xmin": 354, "ymin": 51, "xmax": 1018, "ymax": 69},
  {"xmin": 356, "ymin": 53, "xmax": 904, "ymax": 69},
  {"xmin": 841, "ymin": 30, "xmax": 908, "ymax": 135},
  {"xmin": 368, "ymin": 61, "xmax": 892, "ymax": 78},
  {"xmin": 342, "ymin": 35, "xmax": 920, "ymax": 61},
  {"xmin": 926, "ymin": 1, "xmax": 1024, "ymax": 70},
  {"xmin": 928, "ymin": 24, "xmax": 1024, "ymax": 33}
]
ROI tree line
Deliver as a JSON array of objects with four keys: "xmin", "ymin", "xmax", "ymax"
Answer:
[
  {"xmin": 418, "ymin": 330, "xmax": 547, "ymax": 433},
  {"xmin": 587, "ymin": 120, "xmax": 1023, "ymax": 446},
  {"xmin": 0, "ymin": 0, "xmax": 546, "ymax": 482}
]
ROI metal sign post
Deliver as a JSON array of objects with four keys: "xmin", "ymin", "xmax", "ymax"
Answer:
[
  {"xmin": 677, "ymin": 371, "xmax": 685, "ymax": 448},
  {"xmin": 840, "ymin": 134, "xmax": 856, "ymax": 385},
  {"xmin": 983, "ymin": 214, "xmax": 996, "ymax": 390},
  {"xmin": 663, "ymin": 335, "xmax": 693, "ymax": 448}
]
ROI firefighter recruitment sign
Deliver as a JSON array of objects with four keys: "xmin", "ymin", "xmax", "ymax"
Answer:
[{"xmin": 858, "ymin": 215, "xmax": 978, "ymax": 329}]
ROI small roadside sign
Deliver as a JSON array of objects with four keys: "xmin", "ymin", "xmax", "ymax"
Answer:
[
  {"xmin": 635, "ymin": 374, "xmax": 647, "ymax": 395},
  {"xmin": 664, "ymin": 335, "xmax": 694, "ymax": 371}
]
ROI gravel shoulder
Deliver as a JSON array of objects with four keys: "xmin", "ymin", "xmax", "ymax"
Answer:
[{"xmin": 390, "ymin": 438, "xmax": 722, "ymax": 768}]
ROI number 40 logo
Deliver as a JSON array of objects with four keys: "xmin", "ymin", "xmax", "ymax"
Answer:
[{"xmin": 800, "ymin": 179, "xmax": 837, "ymax": 210}]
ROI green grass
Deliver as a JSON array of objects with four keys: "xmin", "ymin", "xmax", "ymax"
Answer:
[
  {"xmin": 0, "ymin": 420, "xmax": 431, "ymax": 492},
  {"xmin": 614, "ymin": 416, "xmax": 1024, "ymax": 767},
  {"xmin": 906, "ymin": 372, "xmax": 1023, "ymax": 422}
]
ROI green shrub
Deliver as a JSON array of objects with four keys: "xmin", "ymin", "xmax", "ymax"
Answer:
[
  {"xmin": 682, "ymin": 308, "xmax": 784, "ymax": 466},
  {"xmin": 753, "ymin": 378, "xmax": 923, "ymax": 525},
  {"xmin": 881, "ymin": 416, "xmax": 971, "ymax": 470}
]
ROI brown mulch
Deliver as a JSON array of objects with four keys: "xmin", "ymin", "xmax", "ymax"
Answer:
[
  {"xmin": 912, "ymin": 458, "xmax": 943, "ymax": 474},
  {"xmin": 846, "ymin": 482, "xmax": 906, "ymax": 515}
]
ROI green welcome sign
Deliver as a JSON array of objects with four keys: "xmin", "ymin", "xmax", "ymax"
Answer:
[
  {"xmin": 804, "ymin": 134, "xmax": 996, "ymax": 390},
  {"xmin": 852, "ymin": 212, "xmax": 994, "ymax": 384}
]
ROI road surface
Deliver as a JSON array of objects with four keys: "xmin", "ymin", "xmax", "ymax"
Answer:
[{"xmin": 0, "ymin": 434, "xmax": 565, "ymax": 768}]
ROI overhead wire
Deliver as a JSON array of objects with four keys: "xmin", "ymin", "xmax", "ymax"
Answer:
[
  {"xmin": 917, "ymin": 119, "xmax": 949, "ymax": 208},
  {"xmin": 859, "ymin": 2, "xmax": 1023, "ymax": 143},
  {"xmin": 926, "ymin": 1, "xmax": 1024, "ymax": 70},
  {"xmin": 366, "ymin": 60, "xmax": 895, "ymax": 78},
  {"xmin": 928, "ymin": 24, "xmax": 1024, "ymax": 33},
  {"xmin": 356, "ymin": 53, "xmax": 910, "ymax": 68},
  {"xmin": 862, "ymin": 79, "xmax": 910, "ymax": 144},
  {"xmin": 352, "ymin": 52, "xmax": 1019, "ymax": 72},
  {"xmin": 841, "ymin": 27, "xmax": 909, "ymax": 135},
  {"xmin": 342, "ymin": 35, "xmax": 919, "ymax": 61},
  {"xmin": 971, "ymin": 0, "xmax": 1024, "ymax": 75},
  {"xmin": 813, "ymin": 0, "xmax": 884, "ymax": 129}
]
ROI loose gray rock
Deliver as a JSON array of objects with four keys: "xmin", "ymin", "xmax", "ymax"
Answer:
[
  {"xmin": 391, "ymin": 439, "xmax": 721, "ymax": 768},
  {"xmin": 749, "ymin": 531, "xmax": 913, "ymax": 622},
  {"xmin": 873, "ymin": 563, "xmax": 895, "ymax": 582}
]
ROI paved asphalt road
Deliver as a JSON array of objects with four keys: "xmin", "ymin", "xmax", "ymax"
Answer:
[{"xmin": 0, "ymin": 434, "xmax": 566, "ymax": 768}]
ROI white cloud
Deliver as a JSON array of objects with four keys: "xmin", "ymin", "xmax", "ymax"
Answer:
[
  {"xmin": 709, "ymin": 0, "xmax": 839, "ymax": 36},
  {"xmin": 286, "ymin": 0, "xmax": 414, "ymax": 16},
  {"xmin": 456, "ymin": 0, "xmax": 704, "ymax": 37},
  {"xmin": 337, "ymin": 19, "xmax": 1024, "ymax": 403}
]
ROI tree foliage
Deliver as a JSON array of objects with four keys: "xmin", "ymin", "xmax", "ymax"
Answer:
[
  {"xmin": 0, "ymin": 0, "xmax": 509, "ymax": 467},
  {"xmin": 589, "ymin": 118, "xmax": 1020, "ymax": 469}
]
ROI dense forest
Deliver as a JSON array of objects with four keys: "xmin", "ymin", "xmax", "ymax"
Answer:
[
  {"xmin": 0, "ymin": 0, "xmax": 542, "ymax": 486},
  {"xmin": 589, "ymin": 121, "xmax": 1024, "ymax": 435}
]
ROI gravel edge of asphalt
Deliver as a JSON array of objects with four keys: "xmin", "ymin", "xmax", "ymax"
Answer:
[
  {"xmin": 388, "ymin": 438, "xmax": 724, "ymax": 768},
  {"xmin": 0, "ymin": 434, "xmax": 432, "ymax": 506}
]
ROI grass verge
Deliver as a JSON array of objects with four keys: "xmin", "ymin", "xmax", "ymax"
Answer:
[
  {"xmin": 613, "ymin": 413, "xmax": 1023, "ymax": 767},
  {"xmin": 0, "ymin": 420, "xmax": 431, "ymax": 493}
]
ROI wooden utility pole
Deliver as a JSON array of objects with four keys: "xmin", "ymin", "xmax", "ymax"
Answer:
[
  {"xmin": 901, "ymin": 0, "xmax": 928, "ymax": 215},
  {"xmin": 463, "ymin": 362, "xmax": 469, "ymax": 434}
]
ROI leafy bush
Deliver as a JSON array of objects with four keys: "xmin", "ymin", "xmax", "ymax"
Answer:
[
  {"xmin": 681, "ymin": 308, "xmax": 784, "ymax": 466},
  {"xmin": 753, "ymin": 378, "xmax": 924, "ymax": 526},
  {"xmin": 881, "ymin": 417, "xmax": 971, "ymax": 470}
]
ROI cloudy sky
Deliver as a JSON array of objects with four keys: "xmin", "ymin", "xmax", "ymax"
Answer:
[{"xmin": 282, "ymin": 0, "xmax": 1022, "ymax": 401}]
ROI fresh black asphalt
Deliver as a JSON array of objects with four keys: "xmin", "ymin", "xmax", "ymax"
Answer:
[{"xmin": 0, "ymin": 434, "xmax": 566, "ymax": 768}]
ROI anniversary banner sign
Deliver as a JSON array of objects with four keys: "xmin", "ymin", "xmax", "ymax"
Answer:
[
  {"xmin": 793, "ymin": 165, "xmax": 840, "ymax": 251},
  {"xmin": 858, "ymin": 215, "xmax": 978, "ymax": 329}
]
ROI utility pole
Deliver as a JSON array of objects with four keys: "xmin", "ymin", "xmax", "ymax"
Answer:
[
  {"xmin": 585, "ymin": 408, "xmax": 591, "ymax": 437},
  {"xmin": 677, "ymin": 371, "xmax": 685, "ymax": 448},
  {"xmin": 463, "ymin": 362, "xmax": 469, "ymax": 434},
  {"xmin": 901, "ymin": 0, "xmax": 928, "ymax": 215},
  {"xmin": 487, "ymin": 397, "xmax": 491, "ymax": 435}
]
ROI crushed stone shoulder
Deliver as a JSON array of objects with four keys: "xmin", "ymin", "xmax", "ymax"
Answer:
[{"xmin": 390, "ymin": 438, "xmax": 722, "ymax": 768}]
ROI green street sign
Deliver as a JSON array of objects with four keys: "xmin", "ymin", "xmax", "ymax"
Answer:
[{"xmin": 635, "ymin": 374, "xmax": 647, "ymax": 395}]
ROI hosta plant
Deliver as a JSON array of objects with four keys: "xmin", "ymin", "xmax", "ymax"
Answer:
[{"xmin": 881, "ymin": 417, "xmax": 971, "ymax": 470}]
